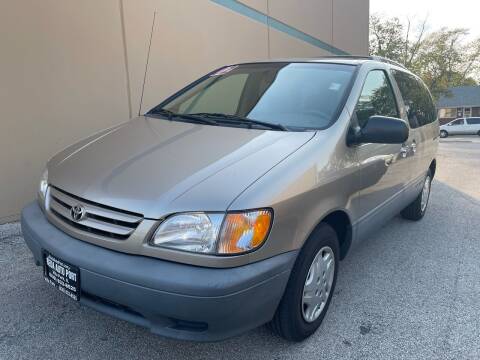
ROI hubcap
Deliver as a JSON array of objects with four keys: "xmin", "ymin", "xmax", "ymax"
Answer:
[
  {"xmin": 421, "ymin": 175, "xmax": 431, "ymax": 212},
  {"xmin": 302, "ymin": 246, "xmax": 335, "ymax": 323}
]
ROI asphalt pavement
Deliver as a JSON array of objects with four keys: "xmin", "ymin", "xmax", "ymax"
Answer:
[
  {"xmin": 1, "ymin": 137, "xmax": 479, "ymax": 360},
  {"xmin": 437, "ymin": 135, "xmax": 480, "ymax": 199}
]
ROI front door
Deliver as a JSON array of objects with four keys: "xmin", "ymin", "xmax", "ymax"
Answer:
[
  {"xmin": 447, "ymin": 118, "xmax": 465, "ymax": 135},
  {"xmin": 351, "ymin": 69, "xmax": 409, "ymax": 241}
]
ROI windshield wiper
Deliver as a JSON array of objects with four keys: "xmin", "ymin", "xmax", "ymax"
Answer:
[
  {"xmin": 147, "ymin": 108, "xmax": 219, "ymax": 126},
  {"xmin": 188, "ymin": 113, "xmax": 289, "ymax": 131}
]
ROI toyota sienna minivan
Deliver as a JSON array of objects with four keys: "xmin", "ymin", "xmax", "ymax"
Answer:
[{"xmin": 21, "ymin": 57, "xmax": 439, "ymax": 342}]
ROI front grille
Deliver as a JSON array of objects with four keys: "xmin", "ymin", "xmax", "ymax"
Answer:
[{"xmin": 47, "ymin": 187, "xmax": 143, "ymax": 240}]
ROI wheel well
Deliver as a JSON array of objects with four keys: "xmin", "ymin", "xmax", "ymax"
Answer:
[
  {"xmin": 321, "ymin": 211, "xmax": 352, "ymax": 260},
  {"xmin": 429, "ymin": 159, "xmax": 436, "ymax": 178}
]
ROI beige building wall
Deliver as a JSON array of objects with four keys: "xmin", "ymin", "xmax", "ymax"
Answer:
[
  {"xmin": 333, "ymin": 0, "xmax": 370, "ymax": 55},
  {"xmin": 0, "ymin": 0, "xmax": 369, "ymax": 223}
]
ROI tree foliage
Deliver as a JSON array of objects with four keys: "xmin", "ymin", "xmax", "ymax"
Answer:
[{"xmin": 370, "ymin": 14, "xmax": 480, "ymax": 99}]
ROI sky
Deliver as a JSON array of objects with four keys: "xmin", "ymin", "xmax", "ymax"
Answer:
[{"xmin": 370, "ymin": 0, "xmax": 480, "ymax": 40}]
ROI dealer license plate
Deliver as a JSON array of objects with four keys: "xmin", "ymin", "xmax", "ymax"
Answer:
[{"xmin": 43, "ymin": 252, "xmax": 80, "ymax": 301}]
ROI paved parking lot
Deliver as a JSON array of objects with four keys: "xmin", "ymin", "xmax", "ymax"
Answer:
[
  {"xmin": 1, "ymin": 137, "xmax": 480, "ymax": 360},
  {"xmin": 436, "ymin": 135, "xmax": 480, "ymax": 199}
]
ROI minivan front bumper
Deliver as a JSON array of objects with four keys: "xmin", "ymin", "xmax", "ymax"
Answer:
[{"xmin": 21, "ymin": 202, "xmax": 297, "ymax": 341}]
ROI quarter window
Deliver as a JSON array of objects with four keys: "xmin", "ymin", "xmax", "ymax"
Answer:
[{"xmin": 355, "ymin": 70, "xmax": 399, "ymax": 128}]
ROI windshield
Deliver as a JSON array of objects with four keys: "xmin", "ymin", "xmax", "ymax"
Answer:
[{"xmin": 148, "ymin": 62, "xmax": 356, "ymax": 130}]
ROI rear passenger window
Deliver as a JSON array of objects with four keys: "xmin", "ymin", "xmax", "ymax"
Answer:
[
  {"xmin": 355, "ymin": 70, "xmax": 399, "ymax": 128},
  {"xmin": 467, "ymin": 118, "xmax": 480, "ymax": 125},
  {"xmin": 391, "ymin": 70, "xmax": 437, "ymax": 128}
]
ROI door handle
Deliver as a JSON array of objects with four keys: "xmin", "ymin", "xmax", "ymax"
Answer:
[
  {"xmin": 400, "ymin": 145, "xmax": 409, "ymax": 158},
  {"xmin": 411, "ymin": 141, "xmax": 417, "ymax": 154}
]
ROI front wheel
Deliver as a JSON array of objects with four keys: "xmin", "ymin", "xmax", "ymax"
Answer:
[
  {"xmin": 440, "ymin": 130, "xmax": 448, "ymax": 138},
  {"xmin": 401, "ymin": 170, "xmax": 432, "ymax": 221},
  {"xmin": 268, "ymin": 223, "xmax": 339, "ymax": 341}
]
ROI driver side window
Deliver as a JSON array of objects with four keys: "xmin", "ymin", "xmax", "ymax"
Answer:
[
  {"xmin": 449, "ymin": 119, "xmax": 464, "ymax": 126},
  {"xmin": 355, "ymin": 70, "xmax": 399, "ymax": 128}
]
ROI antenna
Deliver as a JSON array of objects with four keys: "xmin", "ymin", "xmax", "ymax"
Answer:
[{"xmin": 138, "ymin": 11, "xmax": 157, "ymax": 116}]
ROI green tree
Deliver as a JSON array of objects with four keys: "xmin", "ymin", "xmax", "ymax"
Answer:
[{"xmin": 369, "ymin": 15, "xmax": 480, "ymax": 99}]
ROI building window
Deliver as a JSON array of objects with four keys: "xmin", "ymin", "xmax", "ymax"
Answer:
[{"xmin": 439, "ymin": 108, "xmax": 456, "ymax": 118}]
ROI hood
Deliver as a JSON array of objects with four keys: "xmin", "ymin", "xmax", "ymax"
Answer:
[{"xmin": 48, "ymin": 116, "xmax": 314, "ymax": 218}]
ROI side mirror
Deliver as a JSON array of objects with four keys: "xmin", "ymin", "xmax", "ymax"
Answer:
[{"xmin": 349, "ymin": 116, "xmax": 409, "ymax": 145}]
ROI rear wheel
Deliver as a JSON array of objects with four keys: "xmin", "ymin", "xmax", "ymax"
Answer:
[
  {"xmin": 401, "ymin": 170, "xmax": 432, "ymax": 221},
  {"xmin": 440, "ymin": 130, "xmax": 448, "ymax": 138},
  {"xmin": 268, "ymin": 223, "xmax": 339, "ymax": 341}
]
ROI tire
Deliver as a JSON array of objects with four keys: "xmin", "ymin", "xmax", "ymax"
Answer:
[
  {"xmin": 268, "ymin": 223, "xmax": 339, "ymax": 341},
  {"xmin": 440, "ymin": 130, "xmax": 448, "ymax": 138},
  {"xmin": 401, "ymin": 169, "xmax": 432, "ymax": 221},
  {"xmin": 477, "ymin": 131, "xmax": 480, "ymax": 137}
]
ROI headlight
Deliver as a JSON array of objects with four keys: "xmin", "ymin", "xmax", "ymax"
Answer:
[
  {"xmin": 151, "ymin": 213, "xmax": 224, "ymax": 253},
  {"xmin": 150, "ymin": 209, "xmax": 272, "ymax": 255},
  {"xmin": 38, "ymin": 169, "xmax": 49, "ymax": 205}
]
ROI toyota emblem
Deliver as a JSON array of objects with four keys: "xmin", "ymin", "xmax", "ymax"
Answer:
[{"xmin": 70, "ymin": 204, "xmax": 86, "ymax": 222}]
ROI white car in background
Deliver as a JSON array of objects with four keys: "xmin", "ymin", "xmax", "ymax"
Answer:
[{"xmin": 440, "ymin": 117, "xmax": 480, "ymax": 138}]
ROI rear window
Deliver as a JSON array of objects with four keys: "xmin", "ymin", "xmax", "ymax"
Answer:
[
  {"xmin": 467, "ymin": 118, "xmax": 480, "ymax": 125},
  {"xmin": 391, "ymin": 70, "xmax": 437, "ymax": 128}
]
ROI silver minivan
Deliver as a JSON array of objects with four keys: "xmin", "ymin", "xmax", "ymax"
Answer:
[
  {"xmin": 21, "ymin": 57, "xmax": 438, "ymax": 342},
  {"xmin": 440, "ymin": 117, "xmax": 480, "ymax": 138}
]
